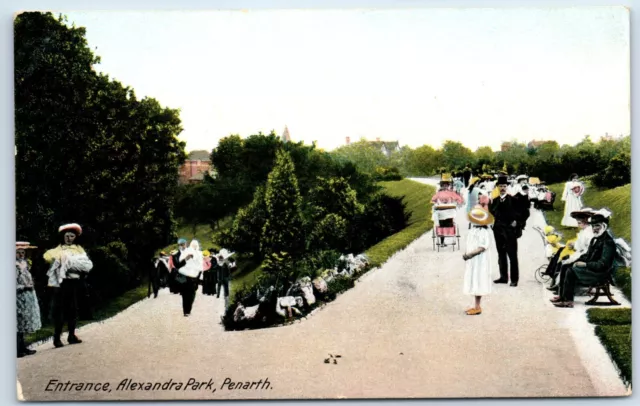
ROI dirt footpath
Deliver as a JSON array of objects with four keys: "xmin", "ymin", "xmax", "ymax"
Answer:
[{"xmin": 17, "ymin": 179, "xmax": 627, "ymax": 400}]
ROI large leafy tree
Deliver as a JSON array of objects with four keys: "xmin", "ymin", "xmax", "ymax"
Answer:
[
  {"xmin": 441, "ymin": 140, "xmax": 474, "ymax": 171},
  {"xmin": 15, "ymin": 12, "xmax": 185, "ymax": 269}
]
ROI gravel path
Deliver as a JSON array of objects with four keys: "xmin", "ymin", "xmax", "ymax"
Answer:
[{"xmin": 16, "ymin": 178, "xmax": 628, "ymax": 400}]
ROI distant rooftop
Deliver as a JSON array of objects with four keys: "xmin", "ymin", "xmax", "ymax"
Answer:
[{"xmin": 187, "ymin": 150, "xmax": 211, "ymax": 161}]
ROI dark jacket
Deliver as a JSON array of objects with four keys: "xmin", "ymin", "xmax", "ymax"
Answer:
[
  {"xmin": 578, "ymin": 231, "xmax": 616, "ymax": 274},
  {"xmin": 171, "ymin": 251, "xmax": 187, "ymax": 271},
  {"xmin": 489, "ymin": 194, "xmax": 518, "ymax": 226},
  {"xmin": 513, "ymin": 193, "xmax": 531, "ymax": 225}
]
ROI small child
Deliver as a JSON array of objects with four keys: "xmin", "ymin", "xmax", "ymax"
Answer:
[{"xmin": 462, "ymin": 207, "xmax": 494, "ymax": 315}]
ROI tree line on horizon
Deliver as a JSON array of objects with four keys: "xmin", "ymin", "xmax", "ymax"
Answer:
[{"xmin": 329, "ymin": 135, "xmax": 630, "ymax": 187}]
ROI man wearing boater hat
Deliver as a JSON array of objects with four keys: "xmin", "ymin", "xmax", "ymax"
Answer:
[
  {"xmin": 489, "ymin": 175, "xmax": 521, "ymax": 286},
  {"xmin": 552, "ymin": 211, "xmax": 616, "ymax": 308},
  {"xmin": 43, "ymin": 223, "xmax": 93, "ymax": 348}
]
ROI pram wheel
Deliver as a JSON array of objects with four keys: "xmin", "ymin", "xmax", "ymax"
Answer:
[{"xmin": 534, "ymin": 264, "xmax": 551, "ymax": 283}]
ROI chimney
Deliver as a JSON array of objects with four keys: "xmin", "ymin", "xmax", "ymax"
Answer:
[
  {"xmin": 376, "ymin": 137, "xmax": 381, "ymax": 142},
  {"xmin": 346, "ymin": 136, "xmax": 351, "ymax": 145}
]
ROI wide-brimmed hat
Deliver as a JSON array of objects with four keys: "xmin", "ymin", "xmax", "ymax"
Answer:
[
  {"xmin": 469, "ymin": 176, "xmax": 480, "ymax": 186},
  {"xmin": 177, "ymin": 238, "xmax": 187, "ymax": 245},
  {"xmin": 481, "ymin": 173, "xmax": 493, "ymax": 180},
  {"xmin": 59, "ymin": 223, "xmax": 82, "ymax": 235},
  {"xmin": 528, "ymin": 177, "xmax": 541, "ymax": 185},
  {"xmin": 516, "ymin": 175, "xmax": 528, "ymax": 181},
  {"xmin": 440, "ymin": 173, "xmax": 452, "ymax": 183},
  {"xmin": 570, "ymin": 207, "xmax": 595, "ymax": 219},
  {"xmin": 16, "ymin": 241, "xmax": 38, "ymax": 250},
  {"xmin": 496, "ymin": 175, "xmax": 509, "ymax": 186},
  {"xmin": 468, "ymin": 207, "xmax": 494, "ymax": 226}
]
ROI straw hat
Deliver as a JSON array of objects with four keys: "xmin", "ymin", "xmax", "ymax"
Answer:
[
  {"xmin": 16, "ymin": 241, "xmax": 38, "ymax": 250},
  {"xmin": 469, "ymin": 176, "xmax": 480, "ymax": 186},
  {"xmin": 59, "ymin": 223, "xmax": 82, "ymax": 235},
  {"xmin": 468, "ymin": 207, "xmax": 494, "ymax": 226},
  {"xmin": 440, "ymin": 173, "xmax": 453, "ymax": 183}
]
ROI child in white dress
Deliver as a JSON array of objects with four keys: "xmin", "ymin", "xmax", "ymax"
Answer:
[{"xmin": 463, "ymin": 207, "xmax": 495, "ymax": 315}]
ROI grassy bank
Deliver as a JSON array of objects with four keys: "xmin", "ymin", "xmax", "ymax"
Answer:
[
  {"xmin": 365, "ymin": 179, "xmax": 435, "ymax": 267},
  {"xmin": 544, "ymin": 181, "xmax": 631, "ymax": 302}
]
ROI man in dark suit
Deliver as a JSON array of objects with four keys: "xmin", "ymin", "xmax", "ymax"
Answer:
[
  {"xmin": 513, "ymin": 184, "xmax": 531, "ymax": 238},
  {"xmin": 552, "ymin": 213, "xmax": 616, "ymax": 308},
  {"xmin": 462, "ymin": 166, "xmax": 472, "ymax": 187},
  {"xmin": 489, "ymin": 175, "xmax": 520, "ymax": 286}
]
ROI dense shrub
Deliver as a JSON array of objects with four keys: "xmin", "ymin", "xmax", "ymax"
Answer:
[
  {"xmin": 86, "ymin": 243, "xmax": 134, "ymax": 304},
  {"xmin": 351, "ymin": 193, "xmax": 411, "ymax": 252},
  {"xmin": 592, "ymin": 152, "xmax": 631, "ymax": 188},
  {"xmin": 308, "ymin": 214, "xmax": 349, "ymax": 252},
  {"xmin": 374, "ymin": 166, "xmax": 403, "ymax": 181}
]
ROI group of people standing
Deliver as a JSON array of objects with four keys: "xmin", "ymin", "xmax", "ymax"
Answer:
[
  {"xmin": 16, "ymin": 225, "xmax": 238, "ymax": 358},
  {"xmin": 16, "ymin": 223, "xmax": 93, "ymax": 357},
  {"xmin": 149, "ymin": 238, "xmax": 236, "ymax": 316}
]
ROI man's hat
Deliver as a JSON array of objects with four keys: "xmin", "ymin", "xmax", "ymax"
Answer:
[
  {"xmin": 59, "ymin": 223, "xmax": 82, "ymax": 235},
  {"xmin": 516, "ymin": 175, "xmax": 528, "ymax": 181},
  {"xmin": 496, "ymin": 175, "xmax": 509, "ymax": 186},
  {"xmin": 589, "ymin": 214, "xmax": 609, "ymax": 225},
  {"xmin": 481, "ymin": 173, "xmax": 493, "ymax": 180},
  {"xmin": 468, "ymin": 207, "xmax": 494, "ymax": 226}
]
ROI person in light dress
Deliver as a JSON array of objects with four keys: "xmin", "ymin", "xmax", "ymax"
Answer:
[
  {"xmin": 561, "ymin": 173, "xmax": 585, "ymax": 227},
  {"xmin": 462, "ymin": 206, "xmax": 495, "ymax": 315}
]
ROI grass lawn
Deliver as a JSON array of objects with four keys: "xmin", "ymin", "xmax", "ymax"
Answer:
[
  {"xmin": 25, "ymin": 283, "xmax": 149, "ymax": 346},
  {"xmin": 544, "ymin": 181, "xmax": 631, "ymax": 302},
  {"xmin": 594, "ymin": 324, "xmax": 632, "ymax": 386},
  {"xmin": 365, "ymin": 179, "xmax": 436, "ymax": 267}
]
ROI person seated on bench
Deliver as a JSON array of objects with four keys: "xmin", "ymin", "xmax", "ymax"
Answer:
[
  {"xmin": 546, "ymin": 208, "xmax": 595, "ymax": 290},
  {"xmin": 551, "ymin": 212, "xmax": 616, "ymax": 308}
]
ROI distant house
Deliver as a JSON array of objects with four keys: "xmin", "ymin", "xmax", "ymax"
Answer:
[
  {"xmin": 527, "ymin": 139, "xmax": 548, "ymax": 149},
  {"xmin": 344, "ymin": 136, "xmax": 400, "ymax": 157},
  {"xmin": 500, "ymin": 142, "xmax": 513, "ymax": 152},
  {"xmin": 179, "ymin": 150, "xmax": 213, "ymax": 184}
]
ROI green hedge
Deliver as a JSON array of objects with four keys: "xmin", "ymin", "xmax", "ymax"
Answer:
[
  {"xmin": 365, "ymin": 179, "xmax": 435, "ymax": 267},
  {"xmin": 594, "ymin": 325, "xmax": 632, "ymax": 386},
  {"xmin": 586, "ymin": 308, "xmax": 632, "ymax": 326}
]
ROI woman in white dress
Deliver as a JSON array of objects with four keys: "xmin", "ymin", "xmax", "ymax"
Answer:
[
  {"xmin": 561, "ymin": 173, "xmax": 585, "ymax": 227},
  {"xmin": 462, "ymin": 207, "xmax": 494, "ymax": 315},
  {"xmin": 178, "ymin": 239, "xmax": 203, "ymax": 316}
]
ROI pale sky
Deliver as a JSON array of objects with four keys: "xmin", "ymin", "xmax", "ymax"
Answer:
[{"xmin": 64, "ymin": 7, "xmax": 630, "ymax": 152}]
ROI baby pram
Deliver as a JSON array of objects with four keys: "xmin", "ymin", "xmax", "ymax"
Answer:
[{"xmin": 432, "ymin": 204, "xmax": 461, "ymax": 252}]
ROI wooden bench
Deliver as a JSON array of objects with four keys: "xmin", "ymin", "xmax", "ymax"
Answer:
[{"xmin": 584, "ymin": 272, "xmax": 621, "ymax": 306}]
